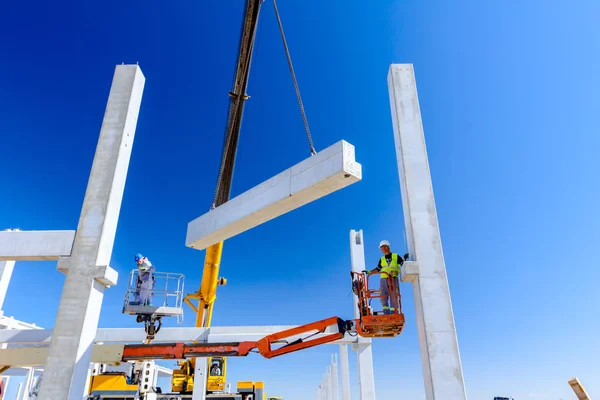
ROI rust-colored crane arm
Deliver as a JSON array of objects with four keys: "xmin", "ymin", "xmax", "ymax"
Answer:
[{"xmin": 122, "ymin": 317, "xmax": 351, "ymax": 361}]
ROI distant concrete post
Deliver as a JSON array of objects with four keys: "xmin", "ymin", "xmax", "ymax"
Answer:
[
  {"xmin": 331, "ymin": 354, "xmax": 339, "ymax": 400},
  {"xmin": 387, "ymin": 63, "xmax": 467, "ymax": 399},
  {"xmin": 37, "ymin": 64, "xmax": 145, "ymax": 399},
  {"xmin": 349, "ymin": 230, "xmax": 376, "ymax": 400},
  {"xmin": 0, "ymin": 260, "xmax": 15, "ymax": 312},
  {"xmin": 338, "ymin": 344, "xmax": 351, "ymax": 400},
  {"xmin": 20, "ymin": 367, "xmax": 34, "ymax": 400}
]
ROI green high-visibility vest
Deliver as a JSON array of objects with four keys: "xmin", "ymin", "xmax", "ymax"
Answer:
[{"xmin": 380, "ymin": 253, "xmax": 401, "ymax": 278}]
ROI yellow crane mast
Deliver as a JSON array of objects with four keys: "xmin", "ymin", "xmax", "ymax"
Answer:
[{"xmin": 172, "ymin": 0, "xmax": 265, "ymax": 394}]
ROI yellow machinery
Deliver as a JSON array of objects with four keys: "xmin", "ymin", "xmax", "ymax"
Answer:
[
  {"xmin": 237, "ymin": 381, "xmax": 265, "ymax": 400},
  {"xmin": 171, "ymin": 0, "xmax": 265, "ymax": 394},
  {"xmin": 87, "ymin": 372, "xmax": 138, "ymax": 399},
  {"xmin": 172, "ymin": 356, "xmax": 226, "ymax": 393}
]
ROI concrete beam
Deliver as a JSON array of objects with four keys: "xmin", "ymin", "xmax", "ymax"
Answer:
[
  {"xmin": 38, "ymin": 64, "xmax": 145, "ymax": 400},
  {"xmin": 0, "ymin": 326, "xmax": 359, "ymax": 345},
  {"xmin": 568, "ymin": 377, "xmax": 591, "ymax": 400},
  {"xmin": 0, "ymin": 230, "xmax": 75, "ymax": 261},
  {"xmin": 400, "ymin": 261, "xmax": 419, "ymax": 283},
  {"xmin": 0, "ymin": 344, "xmax": 126, "ymax": 367},
  {"xmin": 388, "ymin": 63, "xmax": 467, "ymax": 399},
  {"xmin": 187, "ymin": 140, "xmax": 362, "ymax": 250}
]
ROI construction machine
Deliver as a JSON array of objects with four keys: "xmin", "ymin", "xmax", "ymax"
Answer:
[
  {"xmin": 113, "ymin": 268, "xmax": 405, "ymax": 362},
  {"xmin": 170, "ymin": 0, "xmax": 314, "ymax": 395},
  {"xmin": 119, "ymin": 0, "xmax": 404, "ymax": 395}
]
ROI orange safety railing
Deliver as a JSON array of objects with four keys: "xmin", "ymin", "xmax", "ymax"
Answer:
[{"xmin": 351, "ymin": 271, "xmax": 405, "ymax": 338}]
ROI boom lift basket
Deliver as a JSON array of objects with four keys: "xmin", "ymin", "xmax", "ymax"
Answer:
[
  {"xmin": 122, "ymin": 270, "xmax": 185, "ymax": 324},
  {"xmin": 351, "ymin": 271, "xmax": 404, "ymax": 337}
]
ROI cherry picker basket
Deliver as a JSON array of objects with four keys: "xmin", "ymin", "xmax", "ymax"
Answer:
[
  {"xmin": 351, "ymin": 270, "xmax": 404, "ymax": 337},
  {"xmin": 122, "ymin": 269, "xmax": 185, "ymax": 324}
]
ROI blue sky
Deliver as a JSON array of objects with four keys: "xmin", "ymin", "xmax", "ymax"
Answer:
[{"xmin": 1, "ymin": 0, "xmax": 599, "ymax": 399}]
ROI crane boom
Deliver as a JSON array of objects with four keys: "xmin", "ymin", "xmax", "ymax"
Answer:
[{"xmin": 176, "ymin": 0, "xmax": 264, "ymax": 394}]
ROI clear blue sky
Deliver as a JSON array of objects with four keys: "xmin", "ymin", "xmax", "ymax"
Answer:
[{"xmin": 1, "ymin": 0, "xmax": 599, "ymax": 399}]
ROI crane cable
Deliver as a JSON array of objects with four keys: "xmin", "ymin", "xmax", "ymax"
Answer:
[
  {"xmin": 212, "ymin": 0, "xmax": 315, "ymax": 209},
  {"xmin": 272, "ymin": 0, "xmax": 316, "ymax": 155}
]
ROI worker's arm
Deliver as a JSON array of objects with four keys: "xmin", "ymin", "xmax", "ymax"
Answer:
[{"xmin": 362, "ymin": 259, "xmax": 382, "ymax": 274}]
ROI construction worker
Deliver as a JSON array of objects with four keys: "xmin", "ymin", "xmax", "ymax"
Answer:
[
  {"xmin": 363, "ymin": 240, "xmax": 408, "ymax": 314},
  {"xmin": 210, "ymin": 362, "xmax": 221, "ymax": 376},
  {"xmin": 134, "ymin": 253, "xmax": 155, "ymax": 306}
]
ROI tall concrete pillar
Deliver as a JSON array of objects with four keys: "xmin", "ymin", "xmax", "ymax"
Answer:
[
  {"xmin": 387, "ymin": 63, "xmax": 467, "ymax": 399},
  {"xmin": 349, "ymin": 230, "xmax": 376, "ymax": 400},
  {"xmin": 0, "ymin": 260, "xmax": 15, "ymax": 312},
  {"xmin": 338, "ymin": 345, "xmax": 351, "ymax": 400},
  {"xmin": 38, "ymin": 64, "xmax": 145, "ymax": 399}
]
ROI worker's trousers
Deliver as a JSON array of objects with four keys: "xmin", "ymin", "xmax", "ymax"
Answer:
[{"xmin": 380, "ymin": 276, "xmax": 399, "ymax": 314}]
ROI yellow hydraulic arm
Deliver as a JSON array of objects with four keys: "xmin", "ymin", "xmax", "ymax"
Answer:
[
  {"xmin": 176, "ymin": 0, "xmax": 314, "ymax": 394},
  {"xmin": 177, "ymin": 0, "xmax": 265, "ymax": 394}
]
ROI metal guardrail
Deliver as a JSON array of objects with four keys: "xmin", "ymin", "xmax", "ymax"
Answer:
[{"xmin": 122, "ymin": 270, "xmax": 185, "ymax": 323}]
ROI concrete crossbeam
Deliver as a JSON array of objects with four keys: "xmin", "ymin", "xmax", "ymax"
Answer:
[
  {"xmin": 0, "ymin": 230, "xmax": 75, "ymax": 261},
  {"xmin": 0, "ymin": 326, "xmax": 359, "ymax": 345},
  {"xmin": 388, "ymin": 64, "xmax": 467, "ymax": 399},
  {"xmin": 186, "ymin": 140, "xmax": 362, "ymax": 250},
  {"xmin": 38, "ymin": 64, "xmax": 145, "ymax": 400},
  {"xmin": 400, "ymin": 261, "xmax": 419, "ymax": 283}
]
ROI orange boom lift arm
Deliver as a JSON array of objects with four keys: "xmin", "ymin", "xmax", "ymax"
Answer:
[{"xmin": 122, "ymin": 271, "xmax": 405, "ymax": 361}]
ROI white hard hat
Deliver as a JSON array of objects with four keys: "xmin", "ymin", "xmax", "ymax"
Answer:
[{"xmin": 379, "ymin": 240, "xmax": 390, "ymax": 248}]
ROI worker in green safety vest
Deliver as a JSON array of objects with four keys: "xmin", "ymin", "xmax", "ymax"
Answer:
[{"xmin": 364, "ymin": 240, "xmax": 408, "ymax": 314}]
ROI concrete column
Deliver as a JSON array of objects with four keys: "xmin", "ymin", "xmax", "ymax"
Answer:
[
  {"xmin": 37, "ymin": 64, "xmax": 145, "ymax": 399},
  {"xmin": 331, "ymin": 354, "xmax": 339, "ymax": 400},
  {"xmin": 349, "ymin": 230, "xmax": 376, "ymax": 400},
  {"xmin": 1, "ymin": 376, "xmax": 9, "ymax": 398},
  {"xmin": 20, "ymin": 367, "xmax": 34, "ymax": 400},
  {"xmin": 192, "ymin": 358, "xmax": 207, "ymax": 400},
  {"xmin": 387, "ymin": 63, "xmax": 467, "ymax": 399},
  {"xmin": 0, "ymin": 260, "xmax": 15, "ymax": 312},
  {"xmin": 339, "ymin": 345, "xmax": 351, "ymax": 400},
  {"xmin": 354, "ymin": 343, "xmax": 376, "ymax": 400},
  {"xmin": 326, "ymin": 366, "xmax": 333, "ymax": 400}
]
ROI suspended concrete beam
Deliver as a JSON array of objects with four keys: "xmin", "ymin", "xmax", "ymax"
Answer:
[
  {"xmin": 186, "ymin": 140, "xmax": 362, "ymax": 250},
  {"xmin": 37, "ymin": 64, "xmax": 145, "ymax": 400},
  {"xmin": 388, "ymin": 63, "xmax": 467, "ymax": 399},
  {"xmin": 0, "ymin": 230, "xmax": 75, "ymax": 261},
  {"xmin": 0, "ymin": 326, "xmax": 359, "ymax": 346}
]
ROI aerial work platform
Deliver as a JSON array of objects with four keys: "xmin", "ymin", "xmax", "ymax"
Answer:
[
  {"xmin": 186, "ymin": 140, "xmax": 362, "ymax": 250},
  {"xmin": 122, "ymin": 270, "xmax": 185, "ymax": 321}
]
